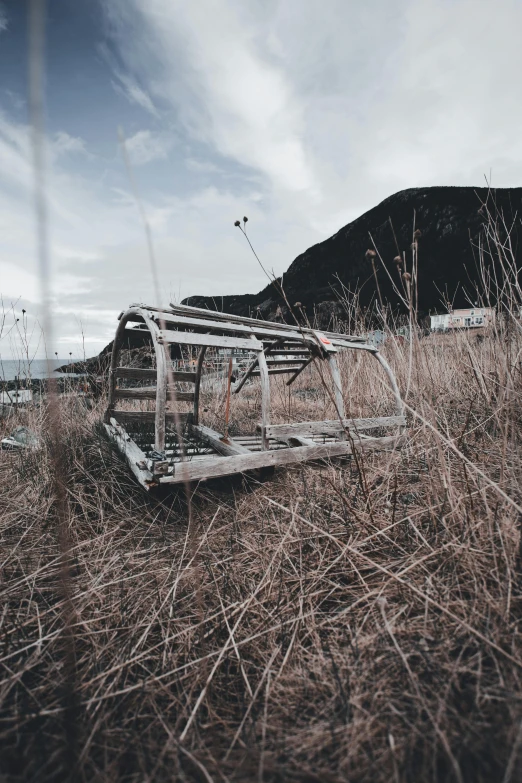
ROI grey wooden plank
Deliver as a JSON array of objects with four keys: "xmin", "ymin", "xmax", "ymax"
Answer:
[
  {"xmin": 105, "ymin": 421, "xmax": 154, "ymax": 489},
  {"xmin": 115, "ymin": 367, "xmax": 157, "ymax": 381},
  {"xmin": 193, "ymin": 346, "xmax": 207, "ymax": 425},
  {"xmin": 265, "ymin": 359, "xmax": 306, "ymax": 366},
  {"xmin": 112, "ymin": 410, "xmax": 192, "ymax": 425},
  {"xmin": 262, "ymin": 415, "xmax": 406, "ymax": 438},
  {"xmin": 160, "ymin": 435, "xmax": 404, "ymax": 484},
  {"xmin": 251, "ymin": 367, "xmax": 305, "ymax": 376},
  {"xmin": 279, "ymin": 435, "xmax": 317, "ymax": 447},
  {"xmin": 189, "ymin": 423, "xmax": 251, "ymax": 456},
  {"xmin": 151, "ymin": 311, "xmax": 309, "ymax": 343},
  {"xmin": 286, "ymin": 355, "xmax": 314, "ymax": 385},
  {"xmin": 258, "ymin": 343, "xmax": 270, "ymax": 450},
  {"xmin": 158, "ymin": 330, "xmax": 262, "ymax": 351},
  {"xmin": 115, "ymin": 367, "xmax": 197, "ymax": 383},
  {"xmin": 167, "ymin": 302, "xmax": 368, "ymax": 344},
  {"xmin": 114, "ymin": 388, "xmax": 195, "ymax": 402},
  {"xmin": 327, "ymin": 354, "xmax": 346, "ymax": 421}
]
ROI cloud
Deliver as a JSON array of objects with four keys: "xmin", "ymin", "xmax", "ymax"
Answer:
[
  {"xmin": 52, "ymin": 131, "xmax": 87, "ymax": 156},
  {"xmin": 186, "ymin": 158, "xmax": 224, "ymax": 175},
  {"xmin": 4, "ymin": 0, "xmax": 522, "ymax": 359},
  {"xmin": 111, "ymin": 72, "xmax": 159, "ymax": 117},
  {"xmin": 0, "ymin": 106, "xmax": 316, "ymax": 358},
  {"xmin": 124, "ymin": 129, "xmax": 172, "ymax": 165},
  {"xmin": 103, "ymin": 0, "xmax": 522, "ymax": 214},
  {"xmin": 104, "ymin": 0, "xmax": 318, "ymax": 194}
]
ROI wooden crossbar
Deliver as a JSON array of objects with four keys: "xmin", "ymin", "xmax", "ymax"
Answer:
[
  {"xmin": 286, "ymin": 355, "xmax": 315, "ymax": 385},
  {"xmin": 116, "ymin": 367, "xmax": 197, "ymax": 383},
  {"xmin": 265, "ymin": 359, "xmax": 306, "ymax": 366},
  {"xmin": 261, "ymin": 416, "xmax": 406, "ymax": 438},
  {"xmin": 114, "ymin": 388, "xmax": 195, "ymax": 402},
  {"xmin": 167, "ymin": 302, "xmax": 368, "ymax": 345},
  {"xmin": 150, "ymin": 311, "xmax": 319, "ymax": 345},
  {"xmin": 251, "ymin": 367, "xmax": 306, "ymax": 376},
  {"xmin": 189, "ymin": 424, "xmax": 251, "ymax": 457},
  {"xmin": 112, "ymin": 411, "xmax": 193, "ymax": 426},
  {"xmin": 157, "ymin": 330, "xmax": 262, "ymax": 351},
  {"xmin": 161, "ymin": 434, "xmax": 404, "ymax": 484}
]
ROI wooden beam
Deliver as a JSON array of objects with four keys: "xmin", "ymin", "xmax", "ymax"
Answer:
[
  {"xmin": 112, "ymin": 410, "xmax": 192, "ymax": 426},
  {"xmin": 280, "ymin": 435, "xmax": 317, "ymax": 447},
  {"xmin": 114, "ymin": 388, "xmax": 195, "ymax": 402},
  {"xmin": 327, "ymin": 354, "xmax": 345, "ymax": 420},
  {"xmin": 286, "ymin": 355, "xmax": 314, "ymax": 385},
  {"xmin": 105, "ymin": 420, "xmax": 155, "ymax": 489},
  {"xmin": 157, "ymin": 330, "xmax": 262, "ymax": 351},
  {"xmin": 189, "ymin": 424, "xmax": 251, "ymax": 457},
  {"xmin": 265, "ymin": 359, "xmax": 306, "ymax": 366},
  {"xmin": 257, "ymin": 344, "xmax": 270, "ymax": 451},
  {"xmin": 167, "ymin": 302, "xmax": 368, "ymax": 345},
  {"xmin": 151, "ymin": 311, "xmax": 312, "ymax": 344},
  {"xmin": 234, "ymin": 338, "xmax": 289, "ymax": 393},
  {"xmin": 116, "ymin": 367, "xmax": 197, "ymax": 383},
  {"xmin": 261, "ymin": 416, "xmax": 406, "ymax": 439},
  {"xmin": 115, "ymin": 367, "xmax": 156, "ymax": 381},
  {"xmin": 161, "ymin": 434, "xmax": 404, "ymax": 484},
  {"xmin": 193, "ymin": 346, "xmax": 207, "ymax": 425},
  {"xmin": 251, "ymin": 366, "xmax": 306, "ymax": 376}
]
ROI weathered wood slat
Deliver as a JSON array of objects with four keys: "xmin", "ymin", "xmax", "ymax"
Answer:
[
  {"xmin": 151, "ymin": 311, "xmax": 316, "ymax": 344},
  {"xmin": 167, "ymin": 302, "xmax": 368, "ymax": 344},
  {"xmin": 112, "ymin": 410, "xmax": 192, "ymax": 425},
  {"xmin": 161, "ymin": 435, "xmax": 404, "ymax": 484},
  {"xmin": 157, "ymin": 330, "xmax": 262, "ymax": 351},
  {"xmin": 193, "ymin": 346, "xmax": 207, "ymax": 425},
  {"xmin": 114, "ymin": 388, "xmax": 195, "ymax": 402},
  {"xmin": 251, "ymin": 367, "xmax": 304, "ymax": 376},
  {"xmin": 257, "ymin": 341, "xmax": 271, "ymax": 450},
  {"xmin": 189, "ymin": 424, "xmax": 251, "ymax": 457},
  {"xmin": 115, "ymin": 367, "xmax": 157, "ymax": 381},
  {"xmin": 265, "ymin": 359, "xmax": 306, "ymax": 366},
  {"xmin": 261, "ymin": 415, "xmax": 406, "ymax": 438},
  {"xmin": 280, "ymin": 435, "xmax": 317, "ymax": 447},
  {"xmin": 286, "ymin": 355, "xmax": 314, "ymax": 385},
  {"xmin": 328, "ymin": 354, "xmax": 346, "ymax": 420},
  {"xmin": 233, "ymin": 355, "xmax": 261, "ymax": 393},
  {"xmin": 234, "ymin": 338, "xmax": 303, "ymax": 393},
  {"xmin": 115, "ymin": 367, "xmax": 197, "ymax": 382},
  {"xmin": 105, "ymin": 421, "xmax": 154, "ymax": 489}
]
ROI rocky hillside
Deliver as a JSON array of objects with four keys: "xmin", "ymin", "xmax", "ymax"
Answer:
[{"xmin": 184, "ymin": 186, "xmax": 522, "ymax": 322}]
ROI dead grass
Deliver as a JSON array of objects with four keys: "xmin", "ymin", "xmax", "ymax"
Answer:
[{"xmin": 1, "ymin": 317, "xmax": 522, "ymax": 783}]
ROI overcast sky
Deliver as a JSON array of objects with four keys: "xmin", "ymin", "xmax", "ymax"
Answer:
[{"xmin": 0, "ymin": 0, "xmax": 521, "ymax": 359}]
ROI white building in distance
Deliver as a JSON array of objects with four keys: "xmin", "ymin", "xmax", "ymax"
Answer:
[{"xmin": 430, "ymin": 307, "xmax": 495, "ymax": 331}]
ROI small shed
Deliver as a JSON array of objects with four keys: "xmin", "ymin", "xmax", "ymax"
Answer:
[{"xmin": 104, "ymin": 303, "xmax": 406, "ymax": 490}]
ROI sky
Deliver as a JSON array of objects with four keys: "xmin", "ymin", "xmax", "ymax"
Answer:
[{"xmin": 0, "ymin": 0, "xmax": 521, "ymax": 360}]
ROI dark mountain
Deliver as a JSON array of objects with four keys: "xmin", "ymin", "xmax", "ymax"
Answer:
[{"xmin": 183, "ymin": 186, "xmax": 522, "ymax": 322}]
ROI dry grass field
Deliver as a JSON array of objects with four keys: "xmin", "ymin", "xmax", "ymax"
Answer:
[{"xmin": 1, "ymin": 313, "xmax": 522, "ymax": 783}]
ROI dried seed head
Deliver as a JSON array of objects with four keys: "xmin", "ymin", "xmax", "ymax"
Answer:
[
  {"xmin": 414, "ymin": 229, "xmax": 422, "ymax": 239},
  {"xmin": 294, "ymin": 301, "xmax": 302, "ymax": 308},
  {"xmin": 234, "ymin": 220, "xmax": 241, "ymax": 227},
  {"xmin": 243, "ymin": 216, "xmax": 248, "ymax": 223},
  {"xmin": 365, "ymin": 249, "xmax": 377, "ymax": 259},
  {"xmin": 402, "ymin": 272, "xmax": 411, "ymax": 281},
  {"xmin": 393, "ymin": 255, "xmax": 402, "ymax": 265}
]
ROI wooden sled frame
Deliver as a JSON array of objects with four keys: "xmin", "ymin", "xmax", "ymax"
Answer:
[{"xmin": 104, "ymin": 303, "xmax": 406, "ymax": 490}]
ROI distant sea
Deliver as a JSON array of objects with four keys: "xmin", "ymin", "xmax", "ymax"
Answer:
[{"xmin": 0, "ymin": 359, "xmax": 83, "ymax": 382}]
